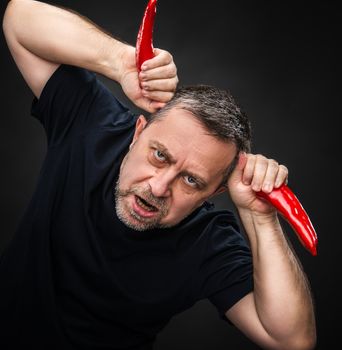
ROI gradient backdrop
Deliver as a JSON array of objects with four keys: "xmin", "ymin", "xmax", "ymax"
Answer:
[{"xmin": 0, "ymin": 1, "xmax": 340, "ymax": 349}]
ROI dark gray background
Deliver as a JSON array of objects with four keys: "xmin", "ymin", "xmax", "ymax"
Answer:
[{"xmin": 0, "ymin": 1, "xmax": 340, "ymax": 349}]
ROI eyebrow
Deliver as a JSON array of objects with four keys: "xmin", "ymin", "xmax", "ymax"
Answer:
[
  {"xmin": 149, "ymin": 140, "xmax": 208, "ymax": 188},
  {"xmin": 149, "ymin": 140, "xmax": 177, "ymax": 163}
]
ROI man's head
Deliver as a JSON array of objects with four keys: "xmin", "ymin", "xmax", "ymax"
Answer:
[{"xmin": 115, "ymin": 85, "xmax": 251, "ymax": 231}]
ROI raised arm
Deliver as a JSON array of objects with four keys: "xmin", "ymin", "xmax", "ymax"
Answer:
[
  {"xmin": 226, "ymin": 153, "xmax": 316, "ymax": 350},
  {"xmin": 2, "ymin": 0, "xmax": 178, "ymax": 112}
]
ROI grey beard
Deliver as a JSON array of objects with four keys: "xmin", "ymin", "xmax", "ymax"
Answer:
[{"xmin": 114, "ymin": 178, "xmax": 171, "ymax": 231}]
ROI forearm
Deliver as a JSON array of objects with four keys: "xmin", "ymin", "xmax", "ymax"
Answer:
[
  {"xmin": 4, "ymin": 0, "xmax": 130, "ymax": 81},
  {"xmin": 239, "ymin": 208, "xmax": 316, "ymax": 347}
]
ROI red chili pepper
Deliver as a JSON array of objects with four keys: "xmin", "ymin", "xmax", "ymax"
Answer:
[
  {"xmin": 136, "ymin": 0, "xmax": 157, "ymax": 71},
  {"xmin": 135, "ymin": 0, "xmax": 318, "ymax": 257},
  {"xmin": 257, "ymin": 184, "xmax": 318, "ymax": 256}
]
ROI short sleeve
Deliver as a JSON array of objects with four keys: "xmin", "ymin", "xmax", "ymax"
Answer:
[
  {"xmin": 31, "ymin": 64, "xmax": 136, "ymax": 147},
  {"xmin": 198, "ymin": 215, "xmax": 253, "ymax": 321}
]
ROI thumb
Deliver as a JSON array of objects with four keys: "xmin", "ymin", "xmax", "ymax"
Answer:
[
  {"xmin": 228, "ymin": 152, "xmax": 247, "ymax": 186},
  {"xmin": 136, "ymin": 97, "xmax": 155, "ymax": 113},
  {"xmin": 139, "ymin": 100, "xmax": 166, "ymax": 113}
]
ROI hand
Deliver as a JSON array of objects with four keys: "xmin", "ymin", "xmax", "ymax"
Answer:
[
  {"xmin": 119, "ymin": 46, "xmax": 178, "ymax": 113},
  {"xmin": 227, "ymin": 153, "xmax": 288, "ymax": 214}
]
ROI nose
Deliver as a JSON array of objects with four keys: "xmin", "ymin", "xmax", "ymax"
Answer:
[{"xmin": 148, "ymin": 170, "xmax": 174, "ymax": 198}]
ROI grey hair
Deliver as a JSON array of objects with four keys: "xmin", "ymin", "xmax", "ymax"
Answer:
[{"xmin": 146, "ymin": 85, "xmax": 252, "ymax": 186}]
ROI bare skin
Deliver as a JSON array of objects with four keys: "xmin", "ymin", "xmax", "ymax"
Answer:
[
  {"xmin": 115, "ymin": 111, "xmax": 236, "ymax": 231},
  {"xmin": 115, "ymin": 111, "xmax": 316, "ymax": 350},
  {"xmin": 2, "ymin": 0, "xmax": 178, "ymax": 111},
  {"xmin": 3, "ymin": 1, "xmax": 316, "ymax": 349}
]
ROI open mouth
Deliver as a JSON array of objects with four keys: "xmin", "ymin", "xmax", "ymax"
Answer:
[{"xmin": 135, "ymin": 195, "xmax": 159, "ymax": 212}]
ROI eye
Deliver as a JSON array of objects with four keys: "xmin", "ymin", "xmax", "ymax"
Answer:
[
  {"xmin": 154, "ymin": 149, "xmax": 167, "ymax": 162},
  {"xmin": 184, "ymin": 175, "xmax": 198, "ymax": 188}
]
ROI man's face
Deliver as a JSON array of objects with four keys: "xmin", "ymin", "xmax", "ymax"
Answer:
[{"xmin": 115, "ymin": 108, "xmax": 237, "ymax": 231}]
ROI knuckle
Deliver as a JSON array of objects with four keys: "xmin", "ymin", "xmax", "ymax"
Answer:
[
  {"xmin": 172, "ymin": 80, "xmax": 178, "ymax": 91},
  {"xmin": 170, "ymin": 69, "xmax": 178, "ymax": 81},
  {"xmin": 246, "ymin": 153, "xmax": 255, "ymax": 161},
  {"xmin": 255, "ymin": 154, "xmax": 268, "ymax": 167},
  {"xmin": 279, "ymin": 164, "xmax": 288, "ymax": 173},
  {"xmin": 269, "ymin": 159, "xmax": 279, "ymax": 168},
  {"xmin": 167, "ymin": 65, "xmax": 174, "ymax": 76},
  {"xmin": 164, "ymin": 92, "xmax": 173, "ymax": 102},
  {"xmin": 255, "ymin": 154, "xmax": 266, "ymax": 161},
  {"xmin": 158, "ymin": 48, "xmax": 166, "ymax": 56}
]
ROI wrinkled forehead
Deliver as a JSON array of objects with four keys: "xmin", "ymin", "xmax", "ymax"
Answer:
[{"xmin": 142, "ymin": 111, "xmax": 237, "ymax": 178}]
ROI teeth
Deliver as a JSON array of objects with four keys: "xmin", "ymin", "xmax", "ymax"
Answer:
[{"xmin": 136, "ymin": 196, "xmax": 157, "ymax": 212}]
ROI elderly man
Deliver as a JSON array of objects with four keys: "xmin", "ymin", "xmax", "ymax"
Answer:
[{"xmin": 1, "ymin": 1, "xmax": 316, "ymax": 349}]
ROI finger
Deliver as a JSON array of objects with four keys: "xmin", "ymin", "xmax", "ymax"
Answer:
[
  {"xmin": 135, "ymin": 96, "xmax": 156, "ymax": 113},
  {"xmin": 251, "ymin": 154, "xmax": 268, "ymax": 192},
  {"xmin": 261, "ymin": 159, "xmax": 279, "ymax": 193},
  {"xmin": 275, "ymin": 164, "xmax": 289, "ymax": 188},
  {"xmin": 140, "ymin": 78, "xmax": 178, "ymax": 93},
  {"xmin": 150, "ymin": 101, "xmax": 166, "ymax": 110},
  {"xmin": 242, "ymin": 153, "xmax": 256, "ymax": 186},
  {"xmin": 141, "ymin": 48, "xmax": 173, "ymax": 70},
  {"xmin": 139, "ymin": 64, "xmax": 177, "ymax": 82},
  {"xmin": 141, "ymin": 89, "xmax": 175, "ymax": 103}
]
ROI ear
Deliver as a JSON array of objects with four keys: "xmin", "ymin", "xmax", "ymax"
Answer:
[{"xmin": 131, "ymin": 115, "xmax": 147, "ymax": 145}]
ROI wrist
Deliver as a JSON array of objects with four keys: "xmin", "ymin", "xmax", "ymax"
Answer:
[
  {"xmin": 238, "ymin": 207, "xmax": 283, "ymax": 244},
  {"xmin": 98, "ymin": 37, "xmax": 133, "ymax": 82},
  {"xmin": 238, "ymin": 207, "xmax": 286, "ymax": 254},
  {"xmin": 238, "ymin": 207, "xmax": 279, "ymax": 227}
]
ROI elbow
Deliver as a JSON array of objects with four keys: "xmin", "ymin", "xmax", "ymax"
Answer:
[
  {"xmin": 265, "ymin": 321, "xmax": 317, "ymax": 350},
  {"xmin": 3, "ymin": 1, "xmax": 16, "ymax": 37},
  {"xmin": 270, "ymin": 307, "xmax": 317, "ymax": 350},
  {"xmin": 298, "ymin": 333, "xmax": 317, "ymax": 350},
  {"xmin": 288, "ymin": 319, "xmax": 317, "ymax": 350},
  {"xmin": 290, "ymin": 336, "xmax": 316, "ymax": 350},
  {"xmin": 3, "ymin": 0, "xmax": 26, "ymax": 36},
  {"xmin": 275, "ymin": 331, "xmax": 317, "ymax": 350}
]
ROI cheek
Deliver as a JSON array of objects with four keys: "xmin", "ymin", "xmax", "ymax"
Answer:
[{"xmin": 119, "ymin": 152, "xmax": 152, "ymax": 188}]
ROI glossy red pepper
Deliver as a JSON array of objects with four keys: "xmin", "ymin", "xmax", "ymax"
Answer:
[
  {"xmin": 257, "ymin": 184, "xmax": 318, "ymax": 256},
  {"xmin": 135, "ymin": 0, "xmax": 317, "ymax": 257},
  {"xmin": 136, "ymin": 0, "xmax": 157, "ymax": 71}
]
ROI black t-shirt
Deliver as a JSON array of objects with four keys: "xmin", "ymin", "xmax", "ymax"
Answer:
[{"xmin": 0, "ymin": 65, "xmax": 253, "ymax": 349}]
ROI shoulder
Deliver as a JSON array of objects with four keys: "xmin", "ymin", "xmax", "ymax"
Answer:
[{"xmin": 32, "ymin": 64, "xmax": 137, "ymax": 144}]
